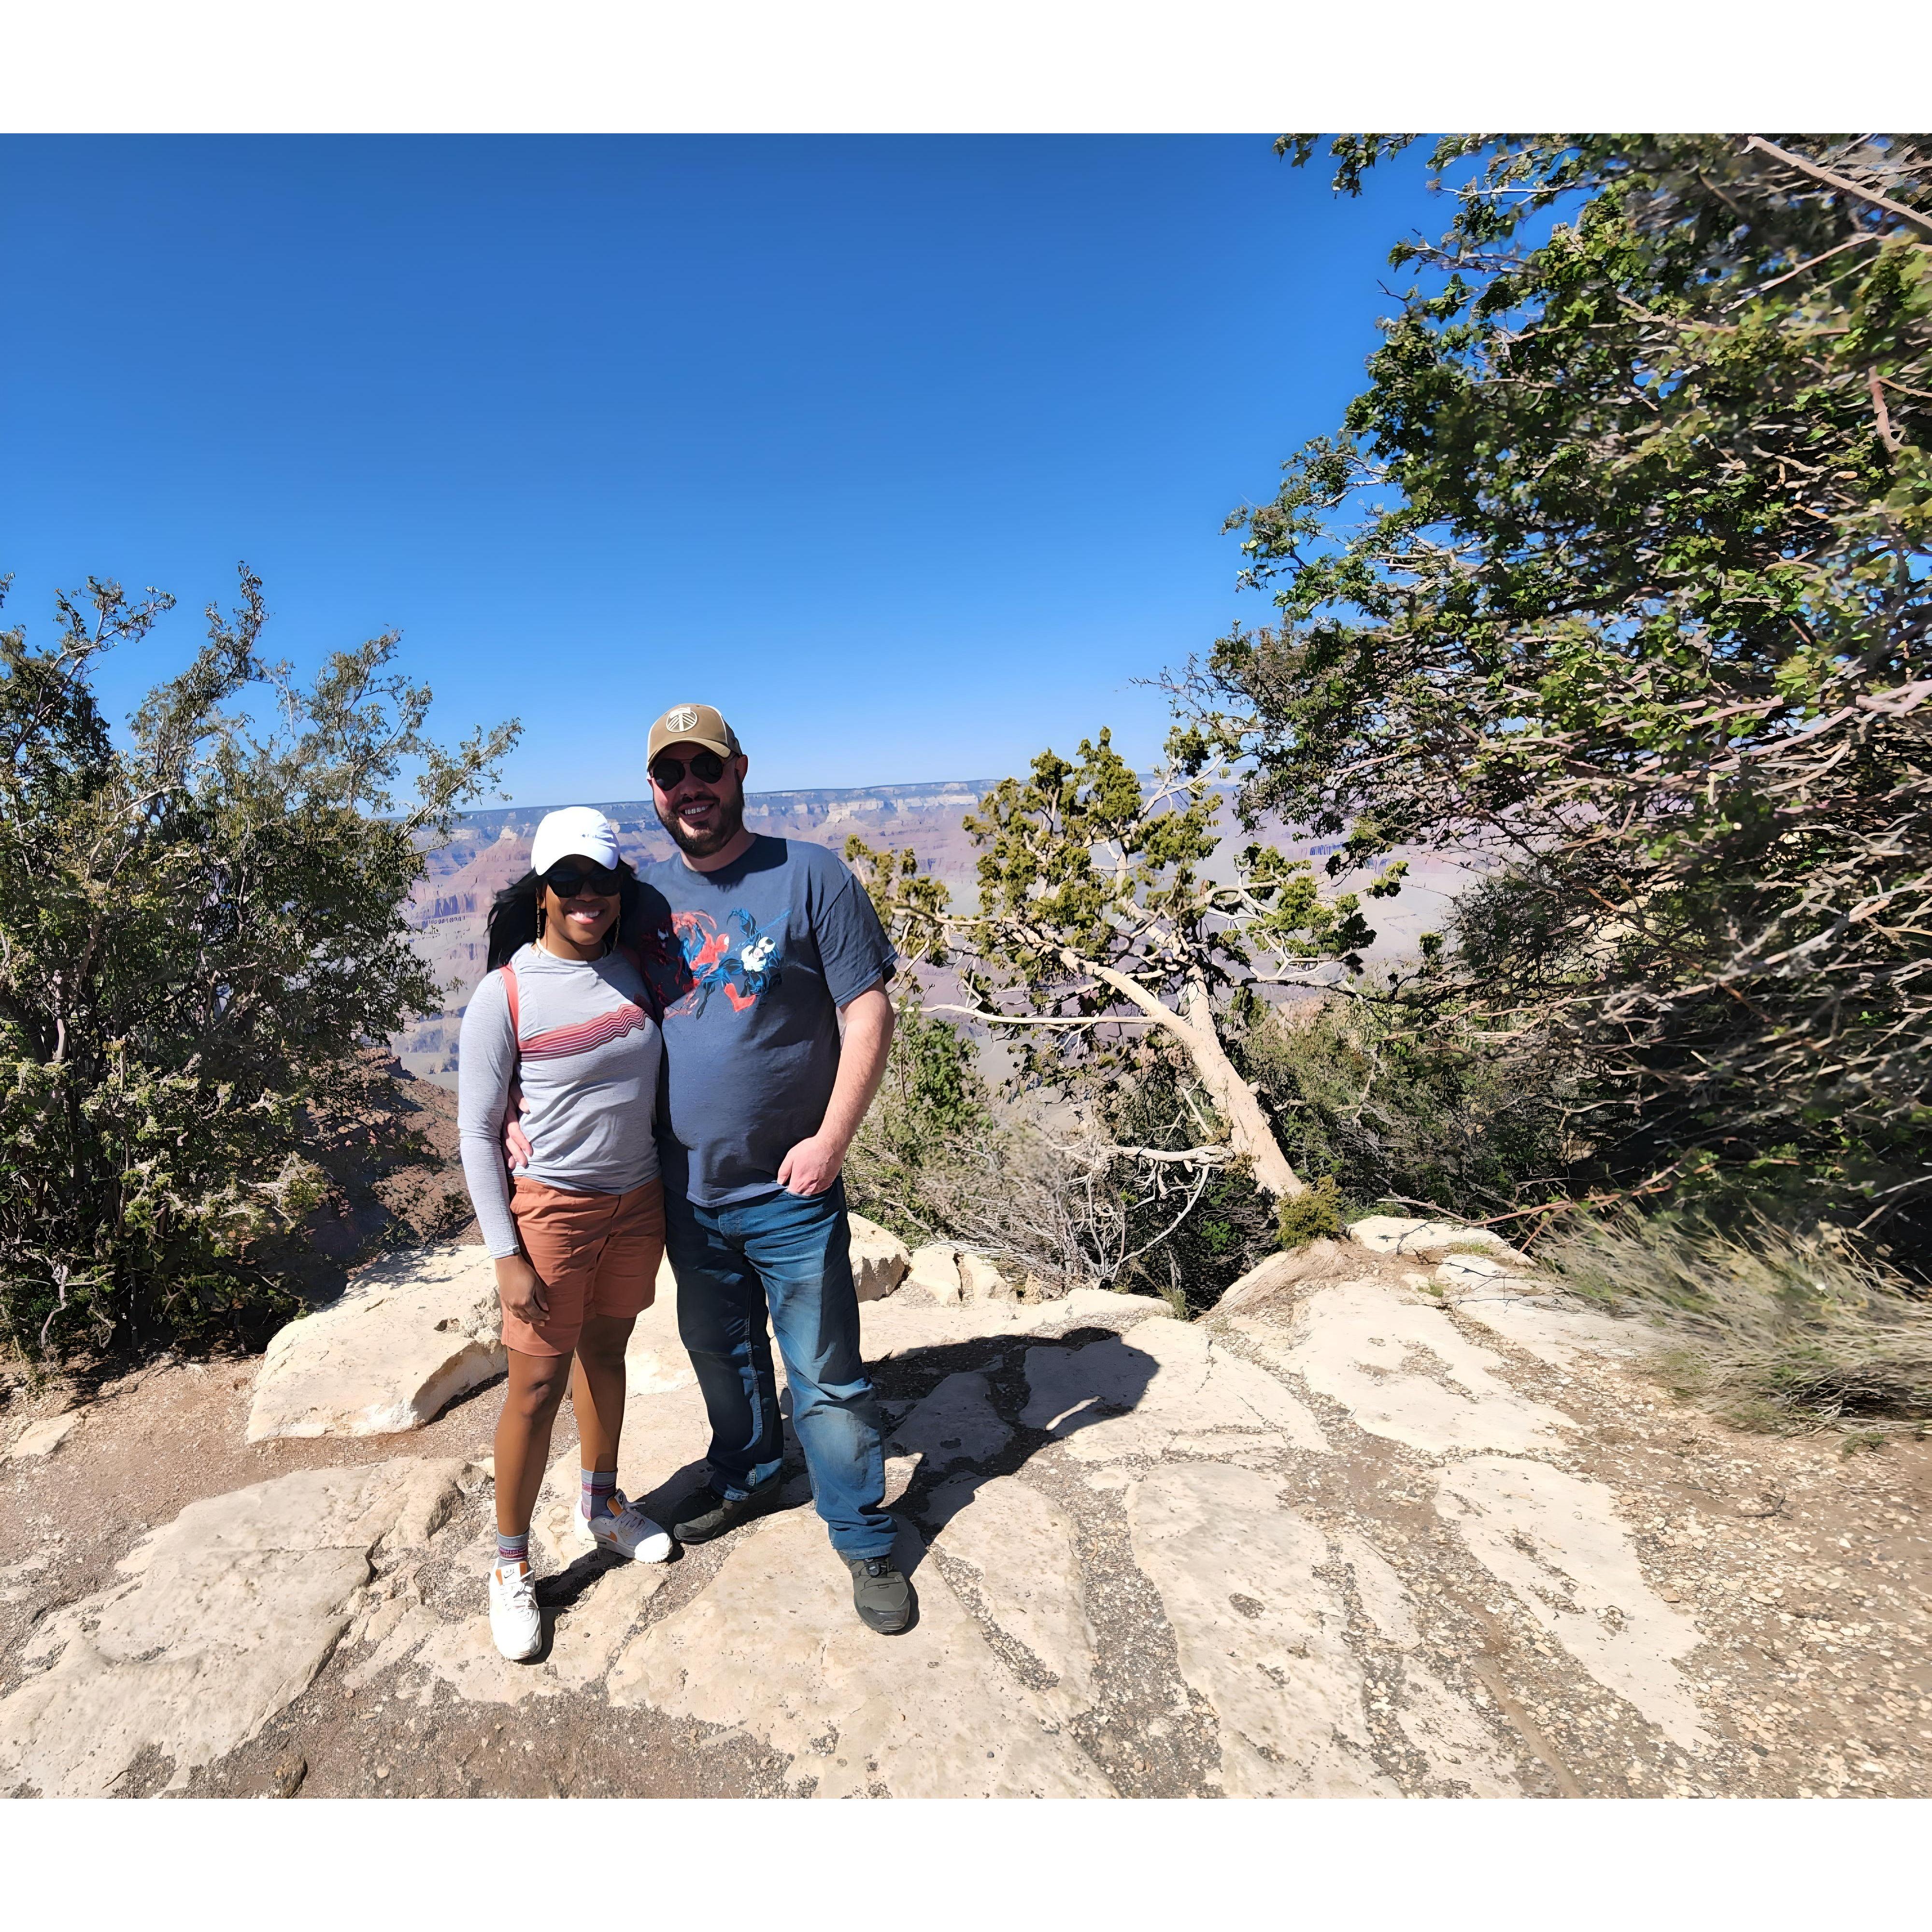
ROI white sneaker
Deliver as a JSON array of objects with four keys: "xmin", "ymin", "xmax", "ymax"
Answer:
[
  {"xmin": 488, "ymin": 1562, "xmax": 542, "ymax": 1661},
  {"xmin": 578, "ymin": 1490, "xmax": 674, "ymax": 1563}
]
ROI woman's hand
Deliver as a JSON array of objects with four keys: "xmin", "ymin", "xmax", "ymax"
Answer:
[{"xmin": 495, "ymin": 1253, "xmax": 549, "ymax": 1327}]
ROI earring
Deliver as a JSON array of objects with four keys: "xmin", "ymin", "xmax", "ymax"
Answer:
[{"xmin": 536, "ymin": 905, "xmax": 546, "ymax": 938}]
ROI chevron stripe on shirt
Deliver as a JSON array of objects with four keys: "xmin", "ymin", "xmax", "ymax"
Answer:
[{"xmin": 519, "ymin": 1001, "xmax": 651, "ymax": 1062}]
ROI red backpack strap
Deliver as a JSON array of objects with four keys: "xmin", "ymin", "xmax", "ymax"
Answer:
[{"xmin": 498, "ymin": 961, "xmax": 521, "ymax": 1041}]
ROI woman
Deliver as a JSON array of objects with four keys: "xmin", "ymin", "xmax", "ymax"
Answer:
[{"xmin": 458, "ymin": 806, "xmax": 672, "ymax": 1662}]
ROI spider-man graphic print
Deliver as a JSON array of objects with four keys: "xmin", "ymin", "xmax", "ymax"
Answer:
[
  {"xmin": 659, "ymin": 906, "xmax": 790, "ymax": 1017},
  {"xmin": 631, "ymin": 836, "xmax": 896, "ymax": 1206}
]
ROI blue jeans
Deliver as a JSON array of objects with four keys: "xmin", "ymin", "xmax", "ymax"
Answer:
[{"xmin": 663, "ymin": 1178, "xmax": 895, "ymax": 1560}]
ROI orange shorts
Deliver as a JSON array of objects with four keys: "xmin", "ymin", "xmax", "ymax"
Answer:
[{"xmin": 502, "ymin": 1175, "xmax": 664, "ymax": 1357}]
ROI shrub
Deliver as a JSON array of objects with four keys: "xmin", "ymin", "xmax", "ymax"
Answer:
[
  {"xmin": 0, "ymin": 568, "xmax": 515, "ymax": 1361},
  {"xmin": 844, "ymin": 998, "xmax": 996, "ymax": 1248},
  {"xmin": 1229, "ymin": 989, "xmax": 1570, "ymax": 1223},
  {"xmin": 848, "ymin": 1004, "xmax": 1280, "ymax": 1311},
  {"xmin": 1277, "ymin": 1175, "xmax": 1343, "ymax": 1249},
  {"xmin": 1545, "ymin": 1212, "xmax": 1932, "ymax": 1433}
]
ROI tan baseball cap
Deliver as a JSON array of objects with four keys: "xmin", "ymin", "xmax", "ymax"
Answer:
[{"xmin": 647, "ymin": 702, "xmax": 742, "ymax": 765}]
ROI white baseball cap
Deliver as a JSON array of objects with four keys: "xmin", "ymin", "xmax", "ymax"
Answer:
[{"xmin": 530, "ymin": 807, "xmax": 622, "ymax": 877}]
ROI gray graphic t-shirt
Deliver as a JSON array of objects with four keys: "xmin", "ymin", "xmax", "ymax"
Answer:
[
  {"xmin": 456, "ymin": 942, "xmax": 663, "ymax": 1257},
  {"xmin": 629, "ymin": 836, "xmax": 897, "ymax": 1207}
]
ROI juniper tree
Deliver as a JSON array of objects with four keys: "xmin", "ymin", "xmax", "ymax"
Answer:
[
  {"xmin": 849, "ymin": 728, "xmax": 1392, "ymax": 1202},
  {"xmin": 0, "ymin": 566, "xmax": 517, "ymax": 1358},
  {"xmin": 1173, "ymin": 134, "xmax": 1932, "ymax": 1236}
]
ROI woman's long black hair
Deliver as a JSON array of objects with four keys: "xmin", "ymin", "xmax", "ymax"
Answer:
[{"xmin": 485, "ymin": 861, "xmax": 642, "ymax": 971}]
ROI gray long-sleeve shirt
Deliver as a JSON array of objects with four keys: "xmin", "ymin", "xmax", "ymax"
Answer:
[{"xmin": 457, "ymin": 942, "xmax": 663, "ymax": 1258}]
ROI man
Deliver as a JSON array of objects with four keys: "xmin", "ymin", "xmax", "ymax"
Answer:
[{"xmin": 622, "ymin": 702, "xmax": 909, "ymax": 1634}]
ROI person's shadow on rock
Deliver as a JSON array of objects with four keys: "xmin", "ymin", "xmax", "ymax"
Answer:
[{"xmin": 541, "ymin": 1321, "xmax": 1162, "ymax": 1640}]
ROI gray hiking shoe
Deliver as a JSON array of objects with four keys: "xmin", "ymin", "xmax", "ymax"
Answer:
[
  {"xmin": 848, "ymin": 1553, "xmax": 913, "ymax": 1634},
  {"xmin": 668, "ymin": 1476, "xmax": 784, "ymax": 1544}
]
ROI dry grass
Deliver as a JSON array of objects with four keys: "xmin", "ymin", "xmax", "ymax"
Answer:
[{"xmin": 1543, "ymin": 1212, "xmax": 1932, "ymax": 1434}]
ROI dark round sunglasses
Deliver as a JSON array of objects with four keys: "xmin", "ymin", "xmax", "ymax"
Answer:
[
  {"xmin": 542, "ymin": 861, "xmax": 622, "ymax": 899},
  {"xmin": 650, "ymin": 748, "xmax": 728, "ymax": 789}
]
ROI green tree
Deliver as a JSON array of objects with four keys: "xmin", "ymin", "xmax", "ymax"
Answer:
[
  {"xmin": 843, "ymin": 996, "xmax": 995, "ymax": 1243},
  {"xmin": 1175, "ymin": 134, "xmax": 1932, "ymax": 1236},
  {"xmin": 849, "ymin": 729, "xmax": 1389, "ymax": 1203},
  {"xmin": 1226, "ymin": 988, "xmax": 1571, "ymax": 1223},
  {"xmin": 0, "ymin": 567, "xmax": 518, "ymax": 1359}
]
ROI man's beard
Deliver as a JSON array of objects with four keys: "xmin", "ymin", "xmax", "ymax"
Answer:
[{"xmin": 656, "ymin": 783, "xmax": 746, "ymax": 858}]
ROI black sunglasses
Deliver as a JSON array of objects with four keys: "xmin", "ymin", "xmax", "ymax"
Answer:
[
  {"xmin": 542, "ymin": 862, "xmax": 621, "ymax": 899},
  {"xmin": 650, "ymin": 748, "xmax": 728, "ymax": 789}
]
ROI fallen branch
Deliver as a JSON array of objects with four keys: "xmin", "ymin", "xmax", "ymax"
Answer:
[
  {"xmin": 921, "ymin": 1003, "xmax": 1155, "ymax": 1031},
  {"xmin": 1045, "ymin": 1140, "xmax": 1235, "ymax": 1170}
]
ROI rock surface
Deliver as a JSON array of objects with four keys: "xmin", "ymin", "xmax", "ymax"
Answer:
[
  {"xmin": 1437, "ymin": 1455, "xmax": 1709, "ymax": 1751},
  {"xmin": 1454, "ymin": 1295, "xmax": 1657, "ymax": 1369},
  {"xmin": 607, "ymin": 1507, "xmax": 1113, "ymax": 1797},
  {"xmin": 1021, "ymin": 1317, "xmax": 1328, "ymax": 1463},
  {"xmin": 1347, "ymin": 1215, "xmax": 1530, "ymax": 1266},
  {"xmin": 6, "ymin": 1414, "xmax": 81, "ymax": 1461},
  {"xmin": 0, "ymin": 1457, "xmax": 476, "ymax": 1795},
  {"xmin": 856, "ymin": 1283, "xmax": 1168, "ymax": 1363},
  {"xmin": 7, "ymin": 1243, "xmax": 1928, "ymax": 1801},
  {"xmin": 1122, "ymin": 1461, "xmax": 1519, "ymax": 1796},
  {"xmin": 1434, "ymin": 1250, "xmax": 1540, "ymax": 1295},
  {"xmin": 891, "ymin": 1372, "xmax": 1012, "ymax": 1469},
  {"xmin": 1266, "ymin": 1279, "xmax": 1575, "ymax": 1456},
  {"xmin": 1214, "ymin": 1241, "xmax": 1337, "ymax": 1314},
  {"xmin": 847, "ymin": 1214, "xmax": 911, "ymax": 1302},
  {"xmin": 248, "ymin": 1244, "xmax": 505, "ymax": 1442},
  {"xmin": 906, "ymin": 1242, "xmax": 963, "ymax": 1305},
  {"xmin": 922, "ymin": 1472, "xmax": 1096, "ymax": 1718},
  {"xmin": 956, "ymin": 1252, "xmax": 1010, "ymax": 1303}
]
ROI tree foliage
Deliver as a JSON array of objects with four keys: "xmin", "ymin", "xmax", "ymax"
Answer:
[
  {"xmin": 0, "ymin": 567, "xmax": 518, "ymax": 1359},
  {"xmin": 849, "ymin": 729, "xmax": 1389, "ymax": 1201},
  {"xmin": 1227, "ymin": 990, "xmax": 1571, "ymax": 1224},
  {"xmin": 842, "ymin": 996, "xmax": 995, "ymax": 1242},
  {"xmin": 1174, "ymin": 134, "xmax": 1932, "ymax": 1238}
]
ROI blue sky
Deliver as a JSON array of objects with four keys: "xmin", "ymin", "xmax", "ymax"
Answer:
[{"xmin": 1, "ymin": 136, "xmax": 1438, "ymax": 803}]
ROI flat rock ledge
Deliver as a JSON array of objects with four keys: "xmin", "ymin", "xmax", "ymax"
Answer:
[
  {"xmin": 248, "ymin": 1243, "xmax": 506, "ymax": 1442},
  {"xmin": 0, "ymin": 1457, "xmax": 481, "ymax": 1796},
  {"xmin": 0, "ymin": 1271, "xmax": 1755, "ymax": 1800},
  {"xmin": 1347, "ymin": 1215, "xmax": 1532, "ymax": 1268}
]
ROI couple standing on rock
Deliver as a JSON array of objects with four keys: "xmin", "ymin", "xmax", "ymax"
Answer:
[{"xmin": 457, "ymin": 702, "xmax": 909, "ymax": 1662}]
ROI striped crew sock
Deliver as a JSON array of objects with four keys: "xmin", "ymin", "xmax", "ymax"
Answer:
[
  {"xmin": 581, "ymin": 1468, "xmax": 618, "ymax": 1522},
  {"xmin": 496, "ymin": 1529, "xmax": 530, "ymax": 1575}
]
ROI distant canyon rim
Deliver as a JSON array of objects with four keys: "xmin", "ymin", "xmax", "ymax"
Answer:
[{"xmin": 396, "ymin": 778, "xmax": 1483, "ymax": 1089}]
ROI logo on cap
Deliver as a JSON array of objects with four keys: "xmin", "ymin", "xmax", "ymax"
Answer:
[{"xmin": 666, "ymin": 706, "xmax": 700, "ymax": 733}]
